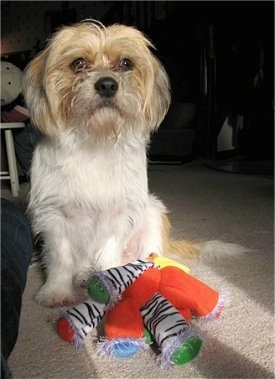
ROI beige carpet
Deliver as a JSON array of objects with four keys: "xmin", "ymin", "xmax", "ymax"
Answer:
[{"xmin": 4, "ymin": 159, "xmax": 274, "ymax": 378}]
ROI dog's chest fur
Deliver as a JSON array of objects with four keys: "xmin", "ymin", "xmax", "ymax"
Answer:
[{"xmin": 28, "ymin": 134, "xmax": 151, "ymax": 268}]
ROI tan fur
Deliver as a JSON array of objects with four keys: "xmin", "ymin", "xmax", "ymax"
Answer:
[
  {"xmin": 23, "ymin": 21, "xmax": 171, "ymax": 139},
  {"xmin": 161, "ymin": 213, "xmax": 200, "ymax": 259},
  {"xmin": 168, "ymin": 239, "xmax": 201, "ymax": 259}
]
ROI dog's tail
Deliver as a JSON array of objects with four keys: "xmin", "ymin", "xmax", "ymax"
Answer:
[
  {"xmin": 167, "ymin": 239, "xmax": 249, "ymax": 262},
  {"xmin": 162, "ymin": 213, "xmax": 249, "ymax": 262}
]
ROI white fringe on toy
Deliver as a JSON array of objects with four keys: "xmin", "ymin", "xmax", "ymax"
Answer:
[{"xmin": 198, "ymin": 289, "xmax": 230, "ymax": 322}]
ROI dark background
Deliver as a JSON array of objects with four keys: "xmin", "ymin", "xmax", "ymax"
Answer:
[{"xmin": 1, "ymin": 1, "xmax": 274, "ymax": 162}]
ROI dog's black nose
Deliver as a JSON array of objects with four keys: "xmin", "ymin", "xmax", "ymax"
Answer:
[{"xmin": 95, "ymin": 77, "xmax": 118, "ymax": 98}]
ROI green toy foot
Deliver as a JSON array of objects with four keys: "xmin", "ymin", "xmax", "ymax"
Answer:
[
  {"xmin": 87, "ymin": 276, "xmax": 110, "ymax": 303},
  {"xmin": 171, "ymin": 335, "xmax": 203, "ymax": 365},
  {"xmin": 144, "ymin": 328, "xmax": 154, "ymax": 345}
]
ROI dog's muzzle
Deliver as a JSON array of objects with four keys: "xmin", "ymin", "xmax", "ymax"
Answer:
[{"xmin": 95, "ymin": 77, "xmax": 118, "ymax": 98}]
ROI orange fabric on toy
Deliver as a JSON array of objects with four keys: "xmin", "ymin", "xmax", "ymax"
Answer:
[
  {"xmin": 159, "ymin": 267, "xmax": 220, "ymax": 318},
  {"xmin": 104, "ymin": 265, "xmax": 221, "ymax": 342},
  {"xmin": 105, "ymin": 268, "xmax": 161, "ymax": 339},
  {"xmin": 105, "ymin": 298, "xmax": 144, "ymax": 339}
]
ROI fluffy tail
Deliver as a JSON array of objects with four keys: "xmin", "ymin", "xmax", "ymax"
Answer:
[
  {"xmin": 162, "ymin": 214, "xmax": 249, "ymax": 262},
  {"xmin": 167, "ymin": 239, "xmax": 249, "ymax": 262}
]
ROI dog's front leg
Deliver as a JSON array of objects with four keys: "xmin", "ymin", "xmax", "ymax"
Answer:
[
  {"xmin": 35, "ymin": 236, "xmax": 77, "ymax": 308},
  {"xmin": 122, "ymin": 195, "xmax": 169, "ymax": 263}
]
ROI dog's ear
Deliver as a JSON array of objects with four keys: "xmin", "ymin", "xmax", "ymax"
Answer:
[
  {"xmin": 143, "ymin": 55, "xmax": 171, "ymax": 132},
  {"xmin": 151, "ymin": 57, "xmax": 171, "ymax": 130},
  {"xmin": 23, "ymin": 50, "xmax": 58, "ymax": 136}
]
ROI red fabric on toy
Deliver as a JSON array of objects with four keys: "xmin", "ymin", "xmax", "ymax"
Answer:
[{"xmin": 56, "ymin": 317, "xmax": 74, "ymax": 343}]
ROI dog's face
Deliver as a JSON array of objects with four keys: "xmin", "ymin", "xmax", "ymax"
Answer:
[{"xmin": 23, "ymin": 21, "xmax": 171, "ymax": 142}]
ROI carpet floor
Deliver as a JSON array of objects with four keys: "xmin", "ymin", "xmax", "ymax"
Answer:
[{"xmin": 3, "ymin": 159, "xmax": 274, "ymax": 379}]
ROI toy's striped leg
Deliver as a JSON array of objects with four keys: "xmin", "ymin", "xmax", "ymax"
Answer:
[
  {"xmin": 56, "ymin": 299, "xmax": 106, "ymax": 348},
  {"xmin": 97, "ymin": 297, "xmax": 148, "ymax": 358},
  {"xmin": 88, "ymin": 260, "xmax": 157, "ymax": 304},
  {"xmin": 141, "ymin": 293, "xmax": 202, "ymax": 368}
]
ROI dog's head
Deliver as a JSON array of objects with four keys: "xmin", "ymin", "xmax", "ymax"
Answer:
[{"xmin": 23, "ymin": 20, "xmax": 171, "ymax": 142}]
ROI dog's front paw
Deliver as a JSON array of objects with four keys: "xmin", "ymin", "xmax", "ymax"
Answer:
[
  {"xmin": 74, "ymin": 270, "xmax": 95, "ymax": 288},
  {"xmin": 35, "ymin": 286, "xmax": 77, "ymax": 308}
]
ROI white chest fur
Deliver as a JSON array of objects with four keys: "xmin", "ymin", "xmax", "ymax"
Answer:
[{"xmin": 28, "ymin": 133, "xmax": 155, "ymax": 270}]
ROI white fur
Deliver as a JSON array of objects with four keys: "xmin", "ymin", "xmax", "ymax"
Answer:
[
  {"xmin": 28, "ymin": 130, "xmax": 167, "ymax": 306},
  {"xmin": 199, "ymin": 240, "xmax": 250, "ymax": 261}
]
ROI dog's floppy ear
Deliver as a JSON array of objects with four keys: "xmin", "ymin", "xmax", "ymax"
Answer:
[
  {"xmin": 142, "ymin": 53, "xmax": 171, "ymax": 132},
  {"xmin": 150, "ymin": 57, "xmax": 171, "ymax": 131},
  {"xmin": 23, "ymin": 50, "xmax": 58, "ymax": 136}
]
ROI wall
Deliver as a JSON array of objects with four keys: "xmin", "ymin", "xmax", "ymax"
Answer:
[{"xmin": 1, "ymin": 1, "xmax": 112, "ymax": 55}]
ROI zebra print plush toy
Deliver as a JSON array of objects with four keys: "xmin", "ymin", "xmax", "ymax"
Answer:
[{"xmin": 56, "ymin": 257, "xmax": 226, "ymax": 368}]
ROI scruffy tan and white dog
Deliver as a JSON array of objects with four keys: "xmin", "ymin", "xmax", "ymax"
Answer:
[{"xmin": 23, "ymin": 20, "xmax": 244, "ymax": 308}]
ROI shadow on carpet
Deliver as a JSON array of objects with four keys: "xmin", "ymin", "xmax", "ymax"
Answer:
[{"xmin": 205, "ymin": 158, "xmax": 274, "ymax": 178}]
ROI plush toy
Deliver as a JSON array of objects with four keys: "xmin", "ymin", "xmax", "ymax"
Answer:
[
  {"xmin": 1, "ymin": 61, "xmax": 29, "ymax": 122},
  {"xmin": 56, "ymin": 256, "xmax": 225, "ymax": 369},
  {"xmin": 57, "ymin": 260, "xmax": 157, "ymax": 346}
]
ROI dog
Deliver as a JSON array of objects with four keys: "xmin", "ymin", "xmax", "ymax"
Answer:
[{"xmin": 23, "ymin": 20, "xmax": 245, "ymax": 308}]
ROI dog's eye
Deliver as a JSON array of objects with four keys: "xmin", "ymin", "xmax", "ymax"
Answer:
[
  {"xmin": 70, "ymin": 58, "xmax": 87, "ymax": 73},
  {"xmin": 118, "ymin": 58, "xmax": 133, "ymax": 72}
]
